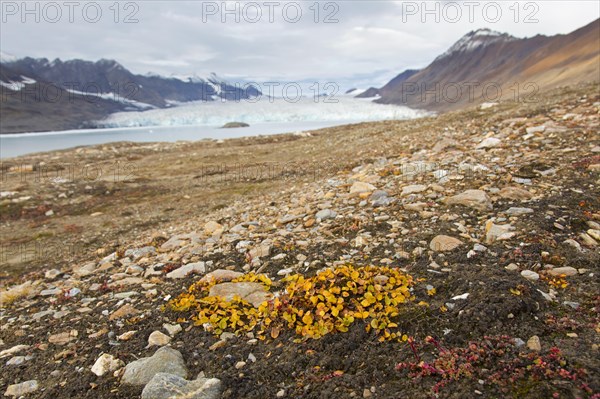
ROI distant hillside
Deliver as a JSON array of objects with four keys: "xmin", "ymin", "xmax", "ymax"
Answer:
[
  {"xmin": 368, "ymin": 19, "xmax": 600, "ymax": 111},
  {"xmin": 0, "ymin": 57, "xmax": 261, "ymax": 133}
]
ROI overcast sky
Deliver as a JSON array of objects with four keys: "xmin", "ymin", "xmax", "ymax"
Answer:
[{"xmin": 1, "ymin": 1, "xmax": 598, "ymax": 89}]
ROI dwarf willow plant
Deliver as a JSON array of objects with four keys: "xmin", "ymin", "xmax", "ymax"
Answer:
[{"xmin": 166, "ymin": 265, "xmax": 415, "ymax": 342}]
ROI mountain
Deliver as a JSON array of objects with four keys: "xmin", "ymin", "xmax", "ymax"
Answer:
[
  {"xmin": 356, "ymin": 70, "xmax": 420, "ymax": 99},
  {"xmin": 0, "ymin": 57, "xmax": 261, "ymax": 133},
  {"xmin": 369, "ymin": 19, "xmax": 600, "ymax": 111}
]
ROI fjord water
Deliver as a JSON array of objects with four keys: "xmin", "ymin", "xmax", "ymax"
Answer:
[{"xmin": 1, "ymin": 97, "xmax": 425, "ymax": 158}]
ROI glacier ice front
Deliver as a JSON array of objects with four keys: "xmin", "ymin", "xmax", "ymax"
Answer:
[{"xmin": 99, "ymin": 96, "xmax": 427, "ymax": 128}]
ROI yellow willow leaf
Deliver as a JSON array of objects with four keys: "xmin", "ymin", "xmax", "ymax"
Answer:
[
  {"xmin": 302, "ymin": 312, "xmax": 313, "ymax": 325},
  {"xmin": 370, "ymin": 319, "xmax": 379, "ymax": 329},
  {"xmin": 331, "ymin": 307, "xmax": 339, "ymax": 317}
]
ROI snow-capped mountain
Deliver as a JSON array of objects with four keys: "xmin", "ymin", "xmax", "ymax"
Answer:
[
  {"xmin": 0, "ymin": 56, "xmax": 261, "ymax": 133},
  {"xmin": 433, "ymin": 28, "xmax": 517, "ymax": 62},
  {"xmin": 369, "ymin": 19, "xmax": 599, "ymax": 111}
]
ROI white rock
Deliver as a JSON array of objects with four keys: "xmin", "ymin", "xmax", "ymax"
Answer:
[
  {"xmin": 349, "ymin": 181, "xmax": 376, "ymax": 195},
  {"xmin": 521, "ymin": 270, "xmax": 539, "ymax": 281},
  {"xmin": 0, "ymin": 345, "xmax": 30, "ymax": 359},
  {"xmin": 429, "ymin": 235, "xmax": 463, "ymax": 252},
  {"xmin": 4, "ymin": 380, "xmax": 38, "ymax": 397},
  {"xmin": 148, "ymin": 331, "xmax": 171, "ymax": 347},
  {"xmin": 204, "ymin": 221, "xmax": 224, "ymax": 235},
  {"xmin": 587, "ymin": 229, "xmax": 600, "ymax": 242},
  {"xmin": 505, "ymin": 263, "xmax": 519, "ymax": 271},
  {"xmin": 91, "ymin": 353, "xmax": 124, "ymax": 376},
  {"xmin": 401, "ymin": 184, "xmax": 427, "ymax": 196},
  {"xmin": 166, "ymin": 262, "xmax": 206, "ymax": 279},
  {"xmin": 527, "ymin": 335, "xmax": 541, "ymax": 351},
  {"xmin": 445, "ymin": 190, "xmax": 492, "ymax": 211},
  {"xmin": 547, "ymin": 267, "xmax": 577, "ymax": 277},
  {"xmin": 163, "ymin": 323, "xmax": 182, "ymax": 337},
  {"xmin": 476, "ymin": 137, "xmax": 501, "ymax": 149}
]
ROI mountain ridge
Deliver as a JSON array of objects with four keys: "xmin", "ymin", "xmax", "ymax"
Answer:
[
  {"xmin": 0, "ymin": 56, "xmax": 261, "ymax": 133},
  {"xmin": 368, "ymin": 19, "xmax": 600, "ymax": 111}
]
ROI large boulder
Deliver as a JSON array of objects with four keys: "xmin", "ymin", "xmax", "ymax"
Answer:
[{"xmin": 121, "ymin": 347, "xmax": 188, "ymax": 386}]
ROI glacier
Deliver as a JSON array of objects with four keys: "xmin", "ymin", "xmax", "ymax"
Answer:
[{"xmin": 99, "ymin": 95, "xmax": 427, "ymax": 128}]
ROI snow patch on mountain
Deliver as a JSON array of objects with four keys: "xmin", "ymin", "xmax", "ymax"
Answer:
[
  {"xmin": 65, "ymin": 89, "xmax": 155, "ymax": 109},
  {"xmin": 0, "ymin": 51, "xmax": 18, "ymax": 63},
  {"xmin": 435, "ymin": 28, "xmax": 517, "ymax": 61},
  {"xmin": 0, "ymin": 75, "xmax": 37, "ymax": 91}
]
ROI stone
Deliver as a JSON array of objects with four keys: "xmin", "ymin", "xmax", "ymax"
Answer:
[
  {"xmin": 166, "ymin": 262, "xmax": 206, "ymax": 279},
  {"xmin": 563, "ymin": 239, "xmax": 582, "ymax": 251},
  {"xmin": 579, "ymin": 232, "xmax": 598, "ymax": 247},
  {"xmin": 526, "ymin": 125, "xmax": 545, "ymax": 134},
  {"xmin": 527, "ymin": 335, "xmax": 542, "ymax": 352},
  {"xmin": 122, "ymin": 347, "xmax": 188, "ymax": 386},
  {"xmin": 91, "ymin": 353, "xmax": 124, "ymax": 376},
  {"xmin": 118, "ymin": 331, "xmax": 137, "ymax": 341},
  {"xmin": 4, "ymin": 380, "xmax": 38, "ymax": 397},
  {"xmin": 476, "ymin": 137, "xmax": 501, "ymax": 149},
  {"xmin": 349, "ymin": 181, "xmax": 376, "ymax": 195},
  {"xmin": 505, "ymin": 207, "xmax": 534, "ymax": 215},
  {"xmin": 141, "ymin": 373, "xmax": 222, "ymax": 399},
  {"xmin": 547, "ymin": 267, "xmax": 578, "ymax": 277},
  {"xmin": 200, "ymin": 269, "xmax": 243, "ymax": 283},
  {"xmin": 161, "ymin": 236, "xmax": 186, "ymax": 250},
  {"xmin": 49, "ymin": 332, "xmax": 74, "ymax": 345},
  {"xmin": 222, "ymin": 122, "xmax": 249, "ymax": 128},
  {"xmin": 498, "ymin": 186, "xmax": 533, "ymax": 200},
  {"xmin": 403, "ymin": 202, "xmax": 427, "ymax": 212},
  {"xmin": 6, "ymin": 356, "xmax": 29, "ymax": 366},
  {"xmin": 445, "ymin": 190, "xmax": 492, "ymax": 211},
  {"xmin": 208, "ymin": 282, "xmax": 272, "ymax": 307},
  {"xmin": 521, "ymin": 270, "xmax": 539, "ymax": 281},
  {"xmin": 432, "ymin": 138, "xmax": 459, "ymax": 152},
  {"xmin": 40, "ymin": 288, "xmax": 62, "ymax": 296},
  {"xmin": 0, "ymin": 345, "xmax": 30, "ymax": 359},
  {"xmin": 429, "ymin": 235, "xmax": 462, "ymax": 252},
  {"xmin": 125, "ymin": 246, "xmax": 156, "ymax": 261},
  {"xmin": 485, "ymin": 221, "xmax": 515, "ymax": 244},
  {"xmin": 204, "ymin": 221, "xmax": 224, "ymax": 235},
  {"xmin": 401, "ymin": 184, "xmax": 427, "ymax": 196},
  {"xmin": 505, "ymin": 263, "xmax": 519, "ymax": 271},
  {"xmin": 74, "ymin": 262, "xmax": 97, "ymax": 277},
  {"xmin": 235, "ymin": 361, "xmax": 246, "ymax": 369},
  {"xmin": 316, "ymin": 209, "xmax": 337, "ymax": 220},
  {"xmin": 148, "ymin": 331, "xmax": 171, "ymax": 347},
  {"xmin": 587, "ymin": 229, "xmax": 600, "ymax": 242},
  {"xmin": 44, "ymin": 269, "xmax": 63, "ymax": 279},
  {"xmin": 109, "ymin": 304, "xmax": 140, "ymax": 321},
  {"xmin": 163, "ymin": 323, "xmax": 182, "ymax": 337},
  {"xmin": 249, "ymin": 244, "xmax": 271, "ymax": 259}
]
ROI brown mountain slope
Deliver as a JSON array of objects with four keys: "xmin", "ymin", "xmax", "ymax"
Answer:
[{"xmin": 375, "ymin": 19, "xmax": 599, "ymax": 111}]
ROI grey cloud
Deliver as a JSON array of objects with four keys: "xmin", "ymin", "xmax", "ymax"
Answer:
[{"xmin": 1, "ymin": 1, "xmax": 598, "ymax": 89}]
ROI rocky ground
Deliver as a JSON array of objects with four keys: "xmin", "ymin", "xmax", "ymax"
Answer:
[{"xmin": 0, "ymin": 84, "xmax": 599, "ymax": 398}]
